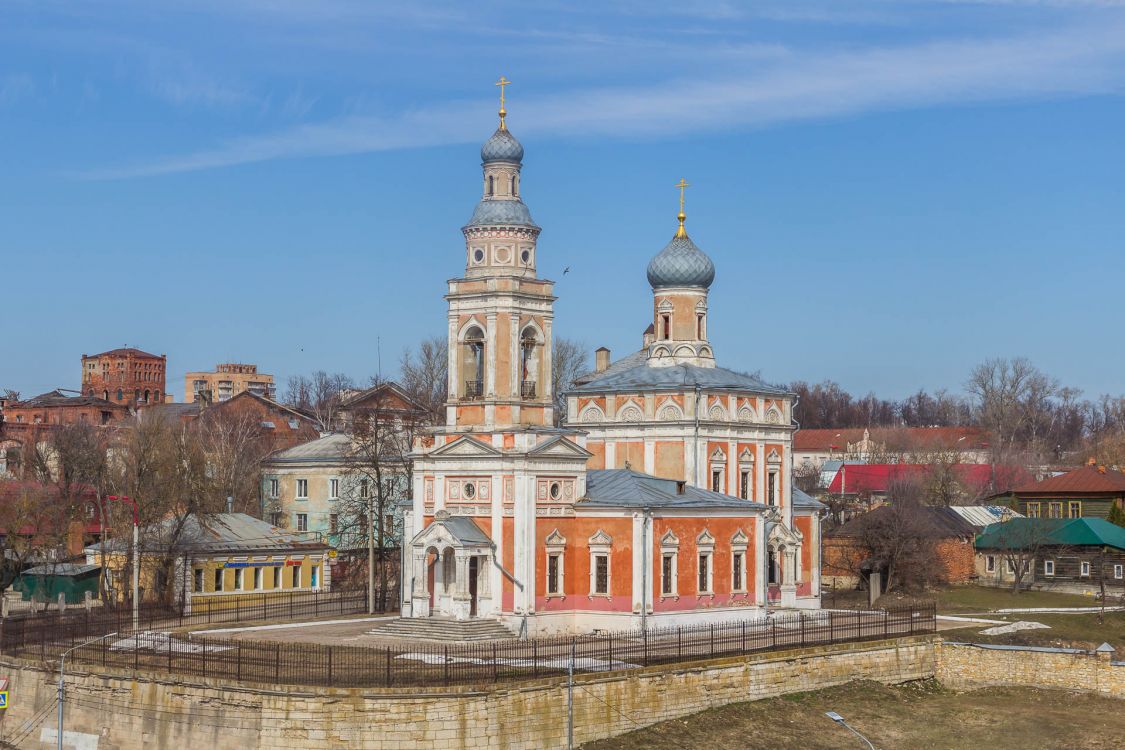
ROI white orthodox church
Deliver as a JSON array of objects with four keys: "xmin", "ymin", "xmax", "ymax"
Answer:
[{"xmin": 402, "ymin": 82, "xmax": 822, "ymax": 636}]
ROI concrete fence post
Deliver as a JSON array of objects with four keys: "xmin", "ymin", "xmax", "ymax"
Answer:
[
  {"xmin": 59, "ymin": 593, "xmax": 67, "ymax": 613},
  {"xmin": 84, "ymin": 591, "xmax": 92, "ymax": 612}
]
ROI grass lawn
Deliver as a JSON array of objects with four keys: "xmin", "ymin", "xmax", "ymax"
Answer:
[
  {"xmin": 944, "ymin": 609, "xmax": 1125, "ymax": 651},
  {"xmin": 918, "ymin": 585, "xmax": 1101, "ymax": 614},
  {"xmin": 583, "ymin": 680, "xmax": 1124, "ymax": 750}
]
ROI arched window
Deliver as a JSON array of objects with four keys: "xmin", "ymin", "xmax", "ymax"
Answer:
[
  {"xmin": 103, "ymin": 390, "xmax": 109, "ymax": 401},
  {"xmin": 697, "ymin": 313, "xmax": 705, "ymax": 340},
  {"xmin": 511, "ymin": 175, "xmax": 517, "ymax": 196},
  {"xmin": 134, "ymin": 389, "xmax": 140, "ymax": 401},
  {"xmin": 116, "ymin": 389, "xmax": 123, "ymax": 401},
  {"xmin": 462, "ymin": 326, "xmax": 485, "ymax": 399},
  {"xmin": 520, "ymin": 327, "xmax": 538, "ymax": 398},
  {"xmin": 144, "ymin": 389, "xmax": 151, "ymax": 402},
  {"xmin": 661, "ymin": 313, "xmax": 671, "ymax": 340},
  {"xmin": 488, "ymin": 175, "xmax": 494, "ymax": 196}
]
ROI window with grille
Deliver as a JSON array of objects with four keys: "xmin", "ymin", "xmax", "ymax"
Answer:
[
  {"xmin": 740, "ymin": 470, "xmax": 750, "ymax": 500},
  {"xmin": 330, "ymin": 479, "xmax": 339, "ymax": 499},
  {"xmin": 711, "ymin": 469, "xmax": 722, "ymax": 493},
  {"xmin": 593, "ymin": 554, "xmax": 609, "ymax": 595},
  {"xmin": 547, "ymin": 553, "xmax": 562, "ymax": 595},
  {"xmin": 732, "ymin": 553, "xmax": 743, "ymax": 591},
  {"xmin": 662, "ymin": 553, "xmax": 675, "ymax": 595},
  {"xmin": 698, "ymin": 553, "xmax": 711, "ymax": 593},
  {"xmin": 768, "ymin": 472, "xmax": 778, "ymax": 505}
]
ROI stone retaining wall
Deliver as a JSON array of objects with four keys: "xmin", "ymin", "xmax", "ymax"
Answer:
[
  {"xmin": 936, "ymin": 642, "xmax": 1125, "ymax": 697},
  {"xmin": 0, "ymin": 636, "xmax": 937, "ymax": 750}
]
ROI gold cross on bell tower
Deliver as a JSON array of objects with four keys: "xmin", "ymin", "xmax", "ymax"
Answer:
[
  {"xmin": 495, "ymin": 76, "xmax": 511, "ymax": 130},
  {"xmin": 675, "ymin": 178, "xmax": 690, "ymax": 238}
]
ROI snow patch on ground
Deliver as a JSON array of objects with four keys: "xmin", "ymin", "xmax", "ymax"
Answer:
[
  {"xmin": 109, "ymin": 632, "xmax": 233, "ymax": 653},
  {"xmin": 979, "ymin": 621, "xmax": 1051, "ymax": 635},
  {"xmin": 394, "ymin": 652, "xmax": 639, "ymax": 671}
]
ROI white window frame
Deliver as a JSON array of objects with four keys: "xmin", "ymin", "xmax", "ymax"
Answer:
[
  {"xmin": 1044, "ymin": 559, "xmax": 1055, "ymax": 577},
  {"xmin": 234, "ymin": 568, "xmax": 244, "ymax": 591},
  {"xmin": 253, "ymin": 567, "xmax": 263, "ymax": 590},
  {"xmin": 547, "ymin": 552, "xmax": 564, "ymax": 595},
  {"xmin": 193, "ymin": 568, "xmax": 204, "ymax": 593},
  {"xmin": 986, "ymin": 555, "xmax": 996, "ymax": 573},
  {"xmin": 292, "ymin": 565, "xmax": 302, "ymax": 588},
  {"xmin": 1005, "ymin": 558, "xmax": 1015, "ymax": 574},
  {"xmin": 214, "ymin": 568, "xmax": 224, "ymax": 592},
  {"xmin": 731, "ymin": 530, "xmax": 749, "ymax": 593},
  {"xmin": 329, "ymin": 478, "xmax": 340, "ymax": 499},
  {"xmin": 696, "ymin": 529, "xmax": 715, "ymax": 594},
  {"xmin": 296, "ymin": 513, "xmax": 308, "ymax": 532},
  {"xmin": 1115, "ymin": 564, "xmax": 1123, "ymax": 580},
  {"xmin": 296, "ymin": 478, "xmax": 309, "ymax": 499},
  {"xmin": 588, "ymin": 531, "xmax": 612, "ymax": 597},
  {"xmin": 661, "ymin": 552, "xmax": 678, "ymax": 596},
  {"xmin": 768, "ymin": 470, "xmax": 779, "ymax": 506},
  {"xmin": 1080, "ymin": 561, "xmax": 1091, "ymax": 577}
]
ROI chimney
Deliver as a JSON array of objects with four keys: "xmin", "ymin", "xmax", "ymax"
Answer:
[
  {"xmin": 226, "ymin": 496, "xmax": 234, "ymax": 513},
  {"xmin": 595, "ymin": 347, "xmax": 611, "ymax": 373}
]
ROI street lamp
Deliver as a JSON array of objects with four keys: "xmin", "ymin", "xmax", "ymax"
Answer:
[
  {"xmin": 825, "ymin": 711, "xmax": 876, "ymax": 750},
  {"xmin": 107, "ymin": 495, "xmax": 139, "ymax": 631},
  {"xmin": 58, "ymin": 632, "xmax": 118, "ymax": 750}
]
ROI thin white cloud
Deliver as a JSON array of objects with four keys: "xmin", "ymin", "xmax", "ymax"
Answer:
[{"xmin": 75, "ymin": 21, "xmax": 1125, "ymax": 179}]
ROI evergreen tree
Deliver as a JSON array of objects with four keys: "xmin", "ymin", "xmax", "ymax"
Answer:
[{"xmin": 1107, "ymin": 502, "xmax": 1125, "ymax": 529}]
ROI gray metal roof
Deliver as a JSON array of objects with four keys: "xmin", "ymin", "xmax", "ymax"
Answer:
[
  {"xmin": 581, "ymin": 469, "xmax": 768, "ymax": 510},
  {"xmin": 267, "ymin": 432, "xmax": 351, "ymax": 463},
  {"xmin": 572, "ymin": 349, "xmax": 648, "ymax": 386},
  {"xmin": 481, "ymin": 126, "xmax": 524, "ymax": 163},
  {"xmin": 22, "ymin": 563, "xmax": 100, "ymax": 577},
  {"xmin": 647, "ymin": 234, "xmax": 715, "ymax": 289},
  {"xmin": 569, "ymin": 360, "xmax": 792, "ymax": 396},
  {"xmin": 88, "ymin": 513, "xmax": 329, "ymax": 555},
  {"xmin": 441, "ymin": 515, "xmax": 494, "ymax": 546},
  {"xmin": 467, "ymin": 198, "xmax": 538, "ymax": 228},
  {"xmin": 792, "ymin": 488, "xmax": 827, "ymax": 510}
]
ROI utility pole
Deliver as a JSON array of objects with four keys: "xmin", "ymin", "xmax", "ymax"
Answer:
[
  {"xmin": 58, "ymin": 632, "xmax": 117, "ymax": 750},
  {"xmin": 108, "ymin": 495, "xmax": 140, "ymax": 631}
]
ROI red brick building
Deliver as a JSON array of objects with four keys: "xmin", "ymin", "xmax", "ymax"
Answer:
[
  {"xmin": 81, "ymin": 347, "xmax": 167, "ymax": 407},
  {"xmin": 0, "ymin": 390, "xmax": 131, "ymax": 478}
]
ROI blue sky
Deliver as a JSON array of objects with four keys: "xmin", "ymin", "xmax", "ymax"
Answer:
[{"xmin": 2, "ymin": 0, "xmax": 1123, "ymax": 401}]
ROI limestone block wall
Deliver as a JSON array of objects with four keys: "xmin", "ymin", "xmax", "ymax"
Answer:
[
  {"xmin": 937, "ymin": 642, "xmax": 1125, "ymax": 698},
  {"xmin": 0, "ymin": 636, "xmax": 937, "ymax": 750}
]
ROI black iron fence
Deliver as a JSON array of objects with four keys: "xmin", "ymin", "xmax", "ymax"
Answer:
[
  {"xmin": 0, "ymin": 588, "xmax": 386, "ymax": 642},
  {"xmin": 0, "ymin": 602, "xmax": 934, "ymax": 689}
]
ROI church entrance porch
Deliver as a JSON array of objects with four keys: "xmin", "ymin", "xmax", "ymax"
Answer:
[{"xmin": 408, "ymin": 511, "xmax": 494, "ymax": 621}]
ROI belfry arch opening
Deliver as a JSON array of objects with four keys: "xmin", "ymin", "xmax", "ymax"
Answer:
[{"xmin": 462, "ymin": 325, "xmax": 485, "ymax": 399}]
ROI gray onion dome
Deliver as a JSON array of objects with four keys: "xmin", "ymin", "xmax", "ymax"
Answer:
[
  {"xmin": 646, "ymin": 235, "xmax": 716, "ymax": 289},
  {"xmin": 481, "ymin": 127, "xmax": 524, "ymax": 164}
]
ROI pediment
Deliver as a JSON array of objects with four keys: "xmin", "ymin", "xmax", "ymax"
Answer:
[
  {"xmin": 657, "ymin": 298, "xmax": 674, "ymax": 312},
  {"xmin": 731, "ymin": 529, "xmax": 750, "ymax": 546},
  {"xmin": 588, "ymin": 529, "xmax": 613, "ymax": 547},
  {"xmin": 738, "ymin": 448, "xmax": 755, "ymax": 463},
  {"xmin": 545, "ymin": 528, "xmax": 567, "ymax": 547},
  {"xmin": 766, "ymin": 449, "xmax": 782, "ymax": 464},
  {"xmin": 660, "ymin": 530, "xmax": 680, "ymax": 548},
  {"xmin": 709, "ymin": 447, "xmax": 727, "ymax": 462},
  {"xmin": 768, "ymin": 522, "xmax": 803, "ymax": 545},
  {"xmin": 430, "ymin": 435, "xmax": 501, "ymax": 457},
  {"xmin": 696, "ymin": 529, "xmax": 715, "ymax": 547},
  {"xmin": 528, "ymin": 435, "xmax": 592, "ymax": 458}
]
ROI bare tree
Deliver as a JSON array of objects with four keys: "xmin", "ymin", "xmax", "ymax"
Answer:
[
  {"xmin": 339, "ymin": 379, "xmax": 426, "ymax": 611},
  {"xmin": 966, "ymin": 357, "xmax": 1059, "ymax": 463},
  {"xmin": 552, "ymin": 336, "xmax": 588, "ymax": 425},
  {"xmin": 285, "ymin": 371, "xmax": 355, "ymax": 431},
  {"xmin": 400, "ymin": 337, "xmax": 448, "ymax": 423},
  {"xmin": 856, "ymin": 477, "xmax": 941, "ymax": 593}
]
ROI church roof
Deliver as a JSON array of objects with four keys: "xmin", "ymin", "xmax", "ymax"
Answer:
[
  {"xmin": 569, "ymin": 361, "xmax": 792, "ymax": 396},
  {"xmin": 481, "ymin": 126, "xmax": 524, "ymax": 164},
  {"xmin": 466, "ymin": 198, "xmax": 538, "ymax": 228},
  {"xmin": 582, "ymin": 469, "xmax": 768, "ymax": 510},
  {"xmin": 646, "ymin": 235, "xmax": 715, "ymax": 289}
]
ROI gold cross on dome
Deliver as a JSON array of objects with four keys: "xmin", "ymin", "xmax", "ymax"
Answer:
[
  {"xmin": 675, "ymin": 178, "xmax": 690, "ymax": 238},
  {"xmin": 495, "ymin": 76, "xmax": 511, "ymax": 128}
]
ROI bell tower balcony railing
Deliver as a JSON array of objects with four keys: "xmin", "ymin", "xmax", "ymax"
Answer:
[
  {"xmin": 463, "ymin": 380, "xmax": 483, "ymax": 400},
  {"xmin": 520, "ymin": 381, "xmax": 537, "ymax": 399}
]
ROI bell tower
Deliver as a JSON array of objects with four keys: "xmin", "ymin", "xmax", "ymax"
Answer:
[{"xmin": 445, "ymin": 78, "xmax": 556, "ymax": 429}]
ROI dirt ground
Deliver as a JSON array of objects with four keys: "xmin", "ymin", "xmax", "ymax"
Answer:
[{"xmin": 583, "ymin": 680, "xmax": 1125, "ymax": 750}]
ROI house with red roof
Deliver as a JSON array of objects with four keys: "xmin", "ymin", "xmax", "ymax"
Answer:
[
  {"xmin": 1011, "ymin": 463, "xmax": 1125, "ymax": 521},
  {"xmin": 795, "ymin": 427, "xmax": 990, "ymax": 470},
  {"xmin": 826, "ymin": 463, "xmax": 1033, "ymax": 504}
]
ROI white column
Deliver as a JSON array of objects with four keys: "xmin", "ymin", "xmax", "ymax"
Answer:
[
  {"xmin": 643, "ymin": 440, "xmax": 655, "ymax": 475},
  {"xmin": 490, "ymin": 472, "xmax": 504, "ymax": 616},
  {"xmin": 631, "ymin": 513, "xmax": 645, "ymax": 613},
  {"xmin": 606, "ymin": 441, "xmax": 617, "ymax": 470},
  {"xmin": 755, "ymin": 516, "xmax": 768, "ymax": 608}
]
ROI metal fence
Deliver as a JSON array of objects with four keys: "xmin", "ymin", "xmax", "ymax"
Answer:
[
  {"xmin": 0, "ymin": 602, "xmax": 935, "ymax": 689},
  {"xmin": 0, "ymin": 588, "xmax": 385, "ymax": 643}
]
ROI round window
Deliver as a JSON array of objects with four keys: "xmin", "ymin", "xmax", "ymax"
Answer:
[
  {"xmin": 464, "ymin": 482, "xmax": 476, "ymax": 499},
  {"xmin": 473, "ymin": 249, "xmax": 485, "ymax": 263},
  {"xmin": 549, "ymin": 482, "xmax": 561, "ymax": 500},
  {"xmin": 521, "ymin": 249, "xmax": 530, "ymax": 264}
]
